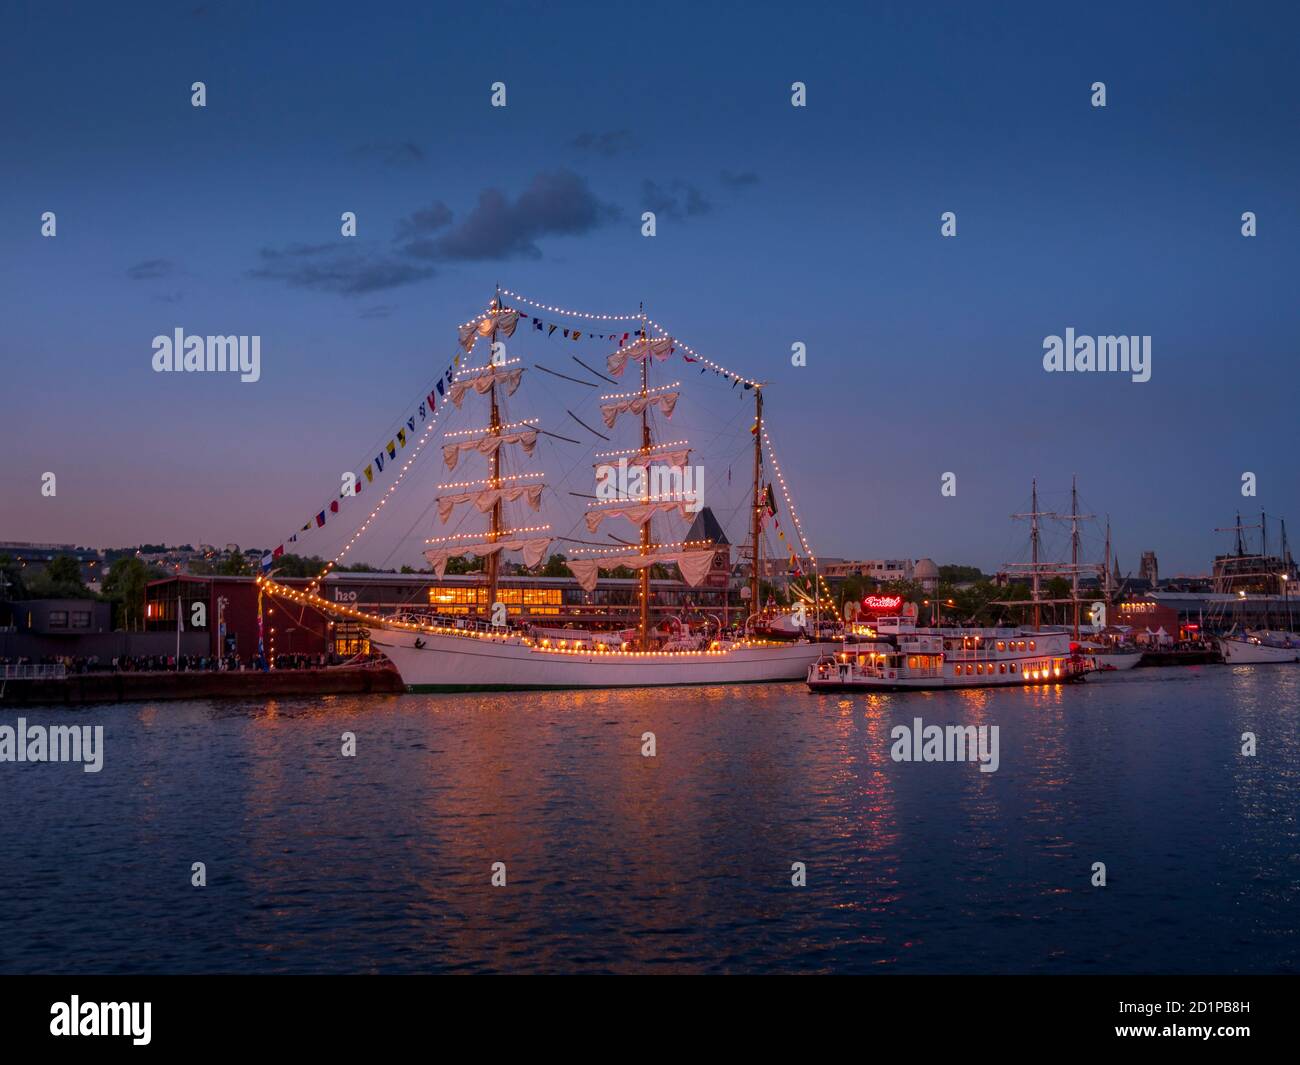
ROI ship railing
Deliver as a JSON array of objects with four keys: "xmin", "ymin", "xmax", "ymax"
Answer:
[
  {"xmin": 387, "ymin": 612, "xmax": 516, "ymax": 637},
  {"xmin": 1, "ymin": 664, "xmax": 68, "ymax": 680}
]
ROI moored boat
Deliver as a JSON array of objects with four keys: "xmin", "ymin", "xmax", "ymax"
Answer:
[
  {"xmin": 1076, "ymin": 642, "xmax": 1143, "ymax": 671},
  {"xmin": 1217, "ymin": 633, "xmax": 1300, "ymax": 664},
  {"xmin": 806, "ymin": 617, "xmax": 1094, "ymax": 692}
]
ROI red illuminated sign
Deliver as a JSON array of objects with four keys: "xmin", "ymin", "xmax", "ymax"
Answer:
[{"xmin": 860, "ymin": 595, "xmax": 904, "ymax": 614}]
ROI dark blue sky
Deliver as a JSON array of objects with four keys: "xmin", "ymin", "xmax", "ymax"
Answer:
[{"xmin": 3, "ymin": 0, "xmax": 1298, "ymax": 574}]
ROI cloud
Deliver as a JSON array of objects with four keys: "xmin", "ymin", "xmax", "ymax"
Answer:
[
  {"xmin": 720, "ymin": 169, "xmax": 760, "ymax": 190},
  {"xmin": 249, "ymin": 170, "xmax": 618, "ymax": 294},
  {"xmin": 394, "ymin": 201, "xmax": 453, "ymax": 242},
  {"xmin": 570, "ymin": 130, "xmax": 633, "ymax": 157},
  {"xmin": 642, "ymin": 179, "xmax": 711, "ymax": 220},
  {"xmin": 127, "ymin": 258, "xmax": 178, "ymax": 280},
  {"xmin": 358, "ymin": 304, "xmax": 396, "ymax": 319},
  {"xmin": 349, "ymin": 141, "xmax": 425, "ymax": 167},
  {"xmin": 247, "ymin": 243, "xmax": 435, "ymax": 295},
  {"xmin": 406, "ymin": 169, "xmax": 620, "ymax": 262}
]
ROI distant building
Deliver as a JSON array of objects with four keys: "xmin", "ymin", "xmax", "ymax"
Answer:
[
  {"xmin": 1139, "ymin": 551, "xmax": 1158, "ymax": 585},
  {"xmin": 820, "ymin": 559, "xmax": 915, "ymax": 582},
  {"xmin": 913, "ymin": 558, "xmax": 940, "ymax": 592},
  {"xmin": 143, "ymin": 568, "xmax": 738, "ymax": 660}
]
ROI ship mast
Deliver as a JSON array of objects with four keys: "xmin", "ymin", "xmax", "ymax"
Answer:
[
  {"xmin": 430, "ymin": 290, "xmax": 547, "ymax": 621},
  {"xmin": 750, "ymin": 386, "xmax": 764, "ymax": 625},
  {"xmin": 638, "ymin": 303, "xmax": 652, "ymax": 650},
  {"xmin": 1071, "ymin": 474, "xmax": 1080, "ymax": 639},
  {"xmin": 481, "ymin": 287, "xmax": 505, "ymax": 617},
  {"xmin": 1031, "ymin": 479, "xmax": 1041, "ymax": 629}
]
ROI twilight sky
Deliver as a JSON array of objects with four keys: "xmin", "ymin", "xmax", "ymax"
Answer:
[{"xmin": 3, "ymin": 0, "xmax": 1298, "ymax": 575}]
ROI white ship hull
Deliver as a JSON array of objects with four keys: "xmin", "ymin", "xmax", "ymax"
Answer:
[
  {"xmin": 1217, "ymin": 636, "xmax": 1300, "ymax": 664},
  {"xmin": 371, "ymin": 623, "xmax": 838, "ymax": 690},
  {"xmin": 1092, "ymin": 651, "xmax": 1143, "ymax": 671}
]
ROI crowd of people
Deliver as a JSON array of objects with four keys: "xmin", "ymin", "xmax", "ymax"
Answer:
[{"xmin": 1, "ymin": 652, "xmax": 371, "ymax": 674}]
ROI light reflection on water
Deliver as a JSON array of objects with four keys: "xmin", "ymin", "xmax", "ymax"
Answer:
[{"xmin": 0, "ymin": 666, "xmax": 1296, "ymax": 973}]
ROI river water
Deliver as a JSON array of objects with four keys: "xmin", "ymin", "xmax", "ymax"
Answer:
[{"xmin": 1, "ymin": 664, "xmax": 1296, "ymax": 973}]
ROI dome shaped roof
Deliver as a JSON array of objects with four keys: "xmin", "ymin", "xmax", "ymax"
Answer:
[{"xmin": 913, "ymin": 558, "xmax": 939, "ymax": 579}]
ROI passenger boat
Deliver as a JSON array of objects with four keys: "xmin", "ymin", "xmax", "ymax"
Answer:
[{"xmin": 806, "ymin": 617, "xmax": 1094, "ymax": 692}]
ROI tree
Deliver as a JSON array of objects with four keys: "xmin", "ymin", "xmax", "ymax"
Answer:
[
  {"xmin": 219, "ymin": 552, "xmax": 252, "ymax": 576},
  {"xmin": 540, "ymin": 553, "xmax": 569, "ymax": 577},
  {"xmin": 24, "ymin": 555, "xmax": 97, "ymax": 599},
  {"xmin": 267, "ymin": 553, "xmax": 328, "ymax": 579},
  {"xmin": 939, "ymin": 564, "xmax": 984, "ymax": 584},
  {"xmin": 46, "ymin": 555, "xmax": 85, "ymax": 586},
  {"xmin": 0, "ymin": 554, "xmax": 26, "ymax": 601},
  {"xmin": 103, "ymin": 557, "xmax": 153, "ymax": 630}
]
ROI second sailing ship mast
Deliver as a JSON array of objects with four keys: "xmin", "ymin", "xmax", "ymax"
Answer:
[{"xmin": 638, "ymin": 303, "xmax": 652, "ymax": 650}]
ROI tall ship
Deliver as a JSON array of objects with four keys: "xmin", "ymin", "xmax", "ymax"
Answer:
[
  {"xmin": 1210, "ymin": 512, "xmax": 1300, "ymax": 664},
  {"xmin": 263, "ymin": 290, "xmax": 840, "ymax": 690}
]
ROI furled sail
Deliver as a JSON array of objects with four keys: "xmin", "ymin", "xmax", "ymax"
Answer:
[
  {"xmin": 458, "ymin": 308, "xmax": 520, "ymax": 353},
  {"xmin": 443, "ymin": 428, "xmax": 538, "ymax": 471},
  {"xmin": 424, "ymin": 536, "xmax": 551, "ymax": 578},
  {"xmin": 600, "ymin": 390, "xmax": 679, "ymax": 429},
  {"xmin": 436, "ymin": 483, "xmax": 543, "ymax": 524},
  {"xmin": 566, "ymin": 548, "xmax": 714, "ymax": 592},
  {"xmin": 606, "ymin": 336, "xmax": 674, "ymax": 377},
  {"xmin": 584, "ymin": 498, "xmax": 696, "ymax": 533},
  {"xmin": 596, "ymin": 446, "xmax": 691, "ymax": 470},
  {"xmin": 449, "ymin": 367, "xmax": 524, "ymax": 408}
]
